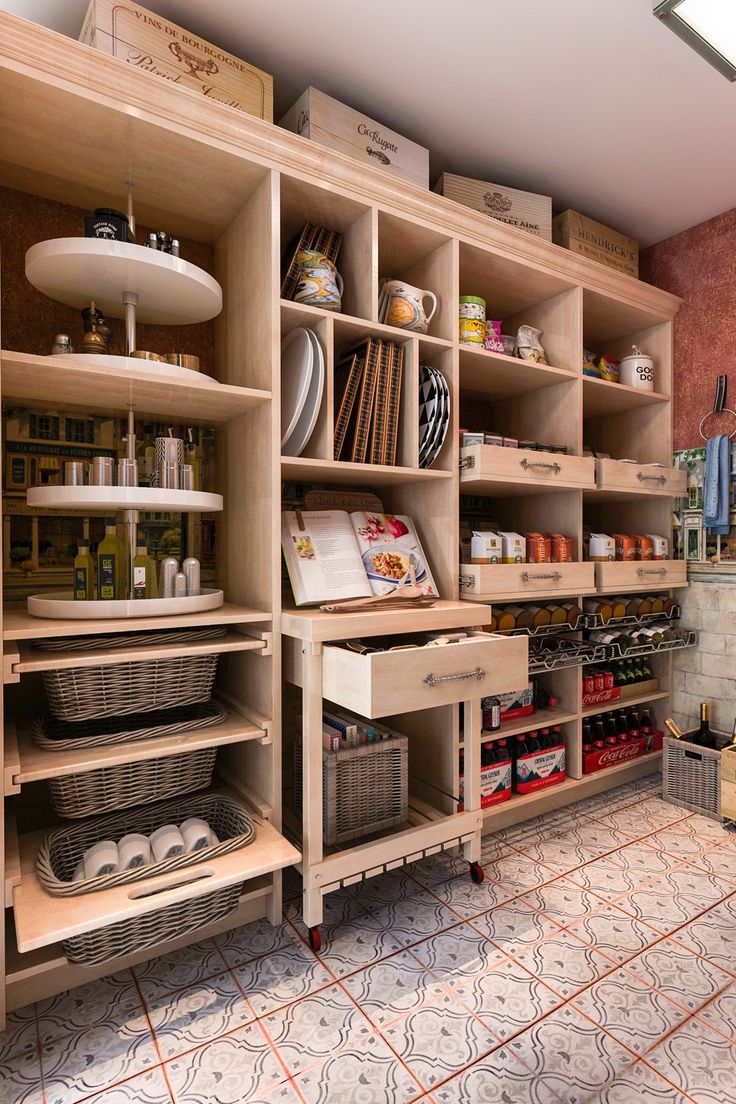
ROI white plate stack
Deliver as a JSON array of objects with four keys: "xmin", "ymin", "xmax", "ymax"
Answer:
[{"xmin": 281, "ymin": 327, "xmax": 325, "ymax": 457}]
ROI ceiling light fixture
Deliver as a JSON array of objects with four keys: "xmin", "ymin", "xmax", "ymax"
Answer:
[{"xmin": 654, "ymin": 0, "xmax": 736, "ymax": 81}]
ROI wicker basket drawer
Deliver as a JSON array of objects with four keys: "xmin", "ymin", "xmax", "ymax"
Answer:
[
  {"xmin": 595, "ymin": 560, "xmax": 687, "ymax": 592},
  {"xmin": 461, "ymin": 445, "xmax": 595, "ymax": 492},
  {"xmin": 321, "ymin": 632, "xmax": 527, "ymax": 719},
  {"xmin": 595, "ymin": 459, "xmax": 687, "ymax": 496},
  {"xmin": 461, "ymin": 562, "xmax": 594, "ymax": 602}
]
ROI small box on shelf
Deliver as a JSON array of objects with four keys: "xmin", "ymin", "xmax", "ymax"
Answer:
[
  {"xmin": 435, "ymin": 173, "xmax": 552, "ymax": 241},
  {"xmin": 584, "ymin": 732, "xmax": 662, "ymax": 774}
]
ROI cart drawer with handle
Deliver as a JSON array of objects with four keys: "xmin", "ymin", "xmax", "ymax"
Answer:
[
  {"xmin": 595, "ymin": 459, "xmax": 687, "ymax": 496},
  {"xmin": 461, "ymin": 445, "xmax": 595, "ymax": 492},
  {"xmin": 461, "ymin": 562, "xmax": 594, "ymax": 602},
  {"xmin": 595, "ymin": 560, "xmax": 687, "ymax": 592},
  {"xmin": 321, "ymin": 632, "xmax": 528, "ymax": 718}
]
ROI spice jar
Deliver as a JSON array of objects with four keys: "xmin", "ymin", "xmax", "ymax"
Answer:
[{"xmin": 459, "ymin": 295, "xmax": 486, "ymax": 345}]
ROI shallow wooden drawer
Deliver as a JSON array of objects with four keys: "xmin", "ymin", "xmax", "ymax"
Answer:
[
  {"xmin": 461, "ymin": 445, "xmax": 595, "ymax": 491},
  {"xmin": 461, "ymin": 561, "xmax": 594, "ymax": 601},
  {"xmin": 595, "ymin": 459, "xmax": 687, "ymax": 496},
  {"xmin": 721, "ymin": 779, "xmax": 736, "ymax": 819},
  {"xmin": 595, "ymin": 560, "xmax": 687, "ymax": 591},
  {"xmin": 321, "ymin": 633, "xmax": 528, "ymax": 718}
]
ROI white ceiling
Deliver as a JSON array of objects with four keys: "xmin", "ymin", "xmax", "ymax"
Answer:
[{"xmin": 3, "ymin": 0, "xmax": 735, "ymax": 246}]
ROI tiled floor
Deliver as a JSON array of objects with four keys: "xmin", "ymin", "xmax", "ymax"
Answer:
[{"xmin": 4, "ymin": 773, "xmax": 736, "ymax": 1103}]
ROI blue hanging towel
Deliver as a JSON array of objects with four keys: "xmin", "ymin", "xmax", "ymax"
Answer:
[{"xmin": 703, "ymin": 434, "xmax": 730, "ymax": 535}]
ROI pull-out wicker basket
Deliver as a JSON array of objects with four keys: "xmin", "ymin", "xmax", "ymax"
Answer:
[
  {"xmin": 293, "ymin": 732, "xmax": 408, "ymax": 845},
  {"xmin": 43, "ymin": 653, "xmax": 220, "ymax": 721},
  {"xmin": 47, "ymin": 746, "xmax": 217, "ymax": 818},
  {"xmin": 663, "ymin": 732, "xmax": 730, "ymax": 821},
  {"xmin": 31, "ymin": 700, "xmax": 227, "ymax": 752},
  {"xmin": 36, "ymin": 793, "xmax": 257, "ymax": 964}
]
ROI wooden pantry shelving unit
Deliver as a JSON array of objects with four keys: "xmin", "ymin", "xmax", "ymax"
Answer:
[{"xmin": 0, "ymin": 10, "xmax": 685, "ymax": 1013}]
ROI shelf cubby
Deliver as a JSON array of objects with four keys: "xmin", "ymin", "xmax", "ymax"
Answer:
[{"xmin": 377, "ymin": 211, "xmax": 455, "ymax": 342}]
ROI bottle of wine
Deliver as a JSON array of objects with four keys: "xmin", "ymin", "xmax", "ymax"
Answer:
[
  {"xmin": 697, "ymin": 702, "xmax": 714, "ymax": 749},
  {"xmin": 664, "ymin": 717, "xmax": 683, "ymax": 740},
  {"xmin": 97, "ymin": 517, "xmax": 127, "ymax": 600},
  {"xmin": 73, "ymin": 538, "xmax": 95, "ymax": 600}
]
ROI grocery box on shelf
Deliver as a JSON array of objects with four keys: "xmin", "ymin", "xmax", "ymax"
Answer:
[
  {"xmin": 80, "ymin": 0, "xmax": 274, "ymax": 120},
  {"xmin": 584, "ymin": 732, "xmax": 663, "ymax": 774},
  {"xmin": 582, "ymin": 685, "xmax": 621, "ymax": 709},
  {"xmin": 435, "ymin": 173, "xmax": 552, "ymax": 240},
  {"xmin": 515, "ymin": 741, "xmax": 566, "ymax": 794},
  {"xmin": 459, "ymin": 757, "xmax": 512, "ymax": 811},
  {"xmin": 280, "ymin": 87, "xmax": 429, "ymax": 188},
  {"xmin": 552, "ymin": 209, "xmax": 638, "ymax": 278}
]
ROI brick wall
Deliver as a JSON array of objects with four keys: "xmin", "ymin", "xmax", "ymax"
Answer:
[{"xmin": 672, "ymin": 578, "xmax": 736, "ymax": 735}]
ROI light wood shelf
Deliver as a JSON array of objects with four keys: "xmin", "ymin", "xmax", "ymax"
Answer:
[
  {"xmin": 1, "ymin": 350, "xmax": 271, "ymax": 423},
  {"xmin": 0, "ymin": 7, "xmax": 684, "ymax": 1020},
  {"xmin": 581, "ymin": 690, "xmax": 670, "ymax": 719},
  {"xmin": 2, "ymin": 602, "xmax": 271, "ymax": 641}
]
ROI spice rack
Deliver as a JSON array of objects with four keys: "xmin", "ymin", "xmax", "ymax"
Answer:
[{"xmin": 0, "ymin": 8, "xmax": 685, "ymax": 1018}]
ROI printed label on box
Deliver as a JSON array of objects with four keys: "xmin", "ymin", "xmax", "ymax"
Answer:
[
  {"xmin": 515, "ymin": 745, "xmax": 566, "ymax": 794},
  {"xmin": 581, "ymin": 687, "xmax": 621, "ymax": 708},
  {"xmin": 583, "ymin": 731, "xmax": 662, "ymax": 774},
  {"xmin": 459, "ymin": 760, "xmax": 512, "ymax": 811}
]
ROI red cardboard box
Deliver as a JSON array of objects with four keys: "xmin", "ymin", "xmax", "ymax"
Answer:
[
  {"xmin": 459, "ymin": 758, "xmax": 512, "ymax": 810},
  {"xmin": 514, "ymin": 742, "xmax": 566, "ymax": 794},
  {"xmin": 581, "ymin": 686, "xmax": 621, "ymax": 708},
  {"xmin": 583, "ymin": 731, "xmax": 663, "ymax": 774}
]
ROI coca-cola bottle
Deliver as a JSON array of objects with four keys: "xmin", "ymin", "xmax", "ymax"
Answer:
[
  {"xmin": 582, "ymin": 719, "xmax": 592, "ymax": 754},
  {"xmin": 605, "ymin": 714, "xmax": 619, "ymax": 745},
  {"xmin": 593, "ymin": 720, "xmax": 606, "ymax": 750},
  {"xmin": 640, "ymin": 709, "xmax": 653, "ymax": 736},
  {"xmin": 627, "ymin": 710, "xmax": 641, "ymax": 740}
]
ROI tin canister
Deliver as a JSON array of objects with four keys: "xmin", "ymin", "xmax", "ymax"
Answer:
[
  {"xmin": 90, "ymin": 456, "xmax": 114, "ymax": 486},
  {"xmin": 459, "ymin": 295, "xmax": 486, "ymax": 345}
]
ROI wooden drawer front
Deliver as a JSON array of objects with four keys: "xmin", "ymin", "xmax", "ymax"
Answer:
[
  {"xmin": 595, "ymin": 560, "xmax": 687, "ymax": 591},
  {"xmin": 462, "ymin": 445, "xmax": 595, "ymax": 489},
  {"xmin": 322, "ymin": 633, "xmax": 528, "ymax": 718},
  {"xmin": 595, "ymin": 459, "xmax": 687, "ymax": 496},
  {"xmin": 462, "ymin": 562, "xmax": 595, "ymax": 601},
  {"xmin": 722, "ymin": 779, "xmax": 736, "ymax": 821}
]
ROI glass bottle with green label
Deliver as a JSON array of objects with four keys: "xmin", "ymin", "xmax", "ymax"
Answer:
[
  {"xmin": 132, "ymin": 540, "xmax": 158, "ymax": 600},
  {"xmin": 73, "ymin": 538, "xmax": 95, "ymax": 600},
  {"xmin": 97, "ymin": 517, "xmax": 126, "ymax": 600}
]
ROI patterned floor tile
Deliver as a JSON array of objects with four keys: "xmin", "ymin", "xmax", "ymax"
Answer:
[
  {"xmin": 470, "ymin": 900, "xmax": 562, "ymax": 957},
  {"xmin": 381, "ymin": 987, "xmax": 497, "ymax": 1091},
  {"xmin": 263, "ymin": 984, "xmax": 372, "ymax": 1076},
  {"xmin": 647, "ymin": 1017, "xmax": 736, "ymax": 1103},
  {"xmin": 625, "ymin": 939, "xmax": 733, "ymax": 1012},
  {"xmin": 407, "ymin": 849, "xmax": 471, "ymax": 887},
  {"xmin": 83, "ymin": 1067, "xmax": 173, "ymax": 1104},
  {"xmin": 572, "ymin": 967, "xmax": 689, "ymax": 1055},
  {"xmin": 36, "ymin": 971, "xmax": 145, "ymax": 1052},
  {"xmin": 430, "ymin": 1043, "xmax": 557, "ymax": 1103},
  {"xmin": 233, "ymin": 939, "xmax": 334, "ymax": 1017},
  {"xmin": 689, "ymin": 846, "xmax": 736, "ymax": 883},
  {"xmin": 567, "ymin": 904, "xmax": 664, "ymax": 965},
  {"xmin": 512, "ymin": 929, "xmax": 616, "ymax": 999},
  {"xmin": 670, "ymin": 814, "xmax": 733, "ymax": 846},
  {"xmin": 591, "ymin": 797, "xmax": 688, "ymax": 838},
  {"xmin": 450, "ymin": 957, "xmax": 563, "ymax": 1041},
  {"xmin": 427, "ymin": 857, "xmax": 551, "ymax": 920},
  {"xmin": 585, "ymin": 1060, "xmax": 691, "ymax": 1103},
  {"xmin": 133, "ymin": 940, "xmax": 226, "ymax": 1001},
  {"xmin": 362, "ymin": 885, "xmax": 461, "ymax": 946},
  {"xmin": 672, "ymin": 896, "xmax": 736, "ymax": 975},
  {"xmin": 615, "ymin": 885, "xmax": 711, "ymax": 934},
  {"xmin": 0, "ymin": 1048, "xmax": 44, "ymax": 1104},
  {"xmin": 610, "ymin": 840, "xmax": 687, "ymax": 878},
  {"xmin": 519, "ymin": 877, "xmax": 610, "ymax": 926},
  {"xmin": 565, "ymin": 855, "xmax": 642, "ymax": 899},
  {"xmin": 696, "ymin": 981, "xmax": 736, "ymax": 1042},
  {"xmin": 165, "ymin": 1020, "xmax": 288, "ymax": 1103},
  {"xmin": 341, "ymin": 951, "xmax": 440, "ymax": 1026},
  {"xmin": 654, "ymin": 867, "xmax": 735, "ymax": 907},
  {"xmin": 0, "ymin": 1005, "xmax": 38, "ymax": 1065},
  {"xmin": 306, "ymin": 913, "xmax": 405, "ymax": 979},
  {"xmin": 410, "ymin": 922, "xmax": 506, "ymax": 985},
  {"xmin": 215, "ymin": 917, "xmax": 298, "ymax": 969},
  {"xmin": 293, "ymin": 1029, "xmax": 423, "ymax": 1103},
  {"xmin": 40, "ymin": 1019, "xmax": 158, "ymax": 1104},
  {"xmin": 144, "ymin": 970, "xmax": 254, "ymax": 1060},
  {"xmin": 507, "ymin": 1005, "xmax": 634, "ymax": 1104}
]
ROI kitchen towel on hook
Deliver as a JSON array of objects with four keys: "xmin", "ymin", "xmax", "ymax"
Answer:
[{"xmin": 704, "ymin": 434, "xmax": 730, "ymax": 535}]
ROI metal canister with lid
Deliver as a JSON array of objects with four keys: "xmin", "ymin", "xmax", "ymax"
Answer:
[{"xmin": 459, "ymin": 295, "xmax": 486, "ymax": 345}]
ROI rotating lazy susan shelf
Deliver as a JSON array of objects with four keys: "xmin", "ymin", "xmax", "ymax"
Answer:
[{"xmin": 26, "ymin": 487, "xmax": 223, "ymax": 513}]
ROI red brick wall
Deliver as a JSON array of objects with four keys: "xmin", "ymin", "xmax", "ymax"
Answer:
[{"xmin": 640, "ymin": 208, "xmax": 736, "ymax": 451}]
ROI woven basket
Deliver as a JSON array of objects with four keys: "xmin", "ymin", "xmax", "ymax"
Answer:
[
  {"xmin": 62, "ymin": 883, "xmax": 241, "ymax": 966},
  {"xmin": 47, "ymin": 747, "xmax": 217, "ymax": 818},
  {"xmin": 31, "ymin": 701, "xmax": 227, "ymax": 752},
  {"xmin": 43, "ymin": 653, "xmax": 220, "ymax": 721},
  {"xmin": 34, "ymin": 626, "xmax": 227, "ymax": 652},
  {"xmin": 293, "ymin": 733, "xmax": 408, "ymax": 845},
  {"xmin": 663, "ymin": 732, "xmax": 727, "ymax": 821},
  {"xmin": 37, "ymin": 792, "xmax": 256, "ymax": 896}
]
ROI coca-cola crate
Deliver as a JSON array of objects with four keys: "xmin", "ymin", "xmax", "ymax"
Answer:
[
  {"xmin": 515, "ymin": 743, "xmax": 566, "ymax": 795},
  {"xmin": 459, "ymin": 759, "xmax": 512, "ymax": 811},
  {"xmin": 582, "ymin": 686, "xmax": 621, "ymax": 708},
  {"xmin": 583, "ymin": 732, "xmax": 663, "ymax": 774}
]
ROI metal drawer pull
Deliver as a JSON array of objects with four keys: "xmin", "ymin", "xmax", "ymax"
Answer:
[
  {"xmin": 520, "ymin": 458, "xmax": 561, "ymax": 474},
  {"xmin": 521, "ymin": 571, "xmax": 562, "ymax": 582},
  {"xmin": 637, "ymin": 472, "xmax": 667, "ymax": 485},
  {"xmin": 423, "ymin": 667, "xmax": 485, "ymax": 688},
  {"xmin": 637, "ymin": 567, "xmax": 667, "ymax": 576}
]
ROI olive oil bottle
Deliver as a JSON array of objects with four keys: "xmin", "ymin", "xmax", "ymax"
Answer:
[
  {"xmin": 132, "ymin": 540, "xmax": 158, "ymax": 600},
  {"xmin": 97, "ymin": 517, "xmax": 126, "ymax": 600},
  {"xmin": 73, "ymin": 538, "xmax": 95, "ymax": 600}
]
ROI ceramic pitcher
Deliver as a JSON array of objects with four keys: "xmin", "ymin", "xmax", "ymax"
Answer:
[
  {"xmin": 382, "ymin": 279, "xmax": 438, "ymax": 334},
  {"xmin": 293, "ymin": 249, "xmax": 344, "ymax": 311}
]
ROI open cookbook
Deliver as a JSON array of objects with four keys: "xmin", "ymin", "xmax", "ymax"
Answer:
[{"xmin": 281, "ymin": 510, "xmax": 438, "ymax": 606}]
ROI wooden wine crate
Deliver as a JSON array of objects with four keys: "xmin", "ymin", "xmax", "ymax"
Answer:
[
  {"xmin": 280, "ymin": 87, "xmax": 429, "ymax": 188},
  {"xmin": 80, "ymin": 0, "xmax": 273, "ymax": 121},
  {"xmin": 553, "ymin": 210, "xmax": 638, "ymax": 278},
  {"xmin": 434, "ymin": 173, "xmax": 552, "ymax": 241}
]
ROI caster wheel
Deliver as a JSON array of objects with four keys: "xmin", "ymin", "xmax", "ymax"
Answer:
[
  {"xmin": 308, "ymin": 926, "xmax": 322, "ymax": 952},
  {"xmin": 469, "ymin": 861, "xmax": 485, "ymax": 884}
]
